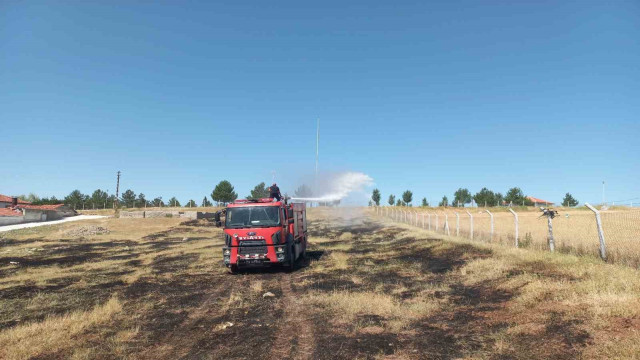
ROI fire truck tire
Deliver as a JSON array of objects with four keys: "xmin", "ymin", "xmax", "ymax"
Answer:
[
  {"xmin": 286, "ymin": 242, "xmax": 295, "ymax": 271},
  {"xmin": 228, "ymin": 265, "xmax": 239, "ymax": 274},
  {"xmin": 300, "ymin": 237, "xmax": 307, "ymax": 259}
]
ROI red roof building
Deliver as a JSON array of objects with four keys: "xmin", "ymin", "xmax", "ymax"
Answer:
[
  {"xmin": 17, "ymin": 204, "xmax": 66, "ymax": 211},
  {"xmin": 0, "ymin": 194, "xmax": 31, "ymax": 207},
  {"xmin": 0, "ymin": 208, "xmax": 23, "ymax": 217},
  {"xmin": 526, "ymin": 196, "xmax": 554, "ymax": 206}
]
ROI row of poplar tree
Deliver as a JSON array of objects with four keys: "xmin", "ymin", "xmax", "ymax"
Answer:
[
  {"xmin": 369, "ymin": 188, "xmax": 579, "ymax": 207},
  {"xmin": 18, "ymin": 180, "xmax": 299, "ymax": 210}
]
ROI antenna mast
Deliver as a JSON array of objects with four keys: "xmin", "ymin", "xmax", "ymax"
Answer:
[{"xmin": 315, "ymin": 118, "xmax": 319, "ymax": 180}]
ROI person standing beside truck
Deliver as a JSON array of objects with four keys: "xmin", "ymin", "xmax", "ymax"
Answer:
[{"xmin": 268, "ymin": 183, "xmax": 282, "ymax": 201}]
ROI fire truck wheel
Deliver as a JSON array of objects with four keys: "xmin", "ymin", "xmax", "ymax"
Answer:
[
  {"xmin": 300, "ymin": 238, "xmax": 307, "ymax": 259},
  {"xmin": 228, "ymin": 265, "xmax": 239, "ymax": 274},
  {"xmin": 286, "ymin": 243, "xmax": 295, "ymax": 271}
]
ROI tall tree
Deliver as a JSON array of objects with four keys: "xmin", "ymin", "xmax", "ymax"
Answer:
[
  {"xmin": 137, "ymin": 193, "xmax": 148, "ymax": 207},
  {"xmin": 562, "ymin": 193, "xmax": 579, "ymax": 207},
  {"xmin": 90, "ymin": 189, "xmax": 108, "ymax": 209},
  {"xmin": 388, "ymin": 194, "xmax": 395, "ymax": 206},
  {"xmin": 402, "ymin": 190, "xmax": 413, "ymax": 206},
  {"xmin": 248, "ymin": 182, "xmax": 270, "ymax": 200},
  {"xmin": 201, "ymin": 196, "xmax": 212, "ymax": 207},
  {"xmin": 120, "ymin": 189, "xmax": 137, "ymax": 208},
  {"xmin": 294, "ymin": 184, "xmax": 313, "ymax": 198},
  {"xmin": 505, "ymin": 187, "xmax": 526, "ymax": 205},
  {"xmin": 396, "ymin": 199, "xmax": 404, "ymax": 206},
  {"xmin": 64, "ymin": 190, "xmax": 86, "ymax": 210},
  {"xmin": 167, "ymin": 197, "xmax": 181, "ymax": 207},
  {"xmin": 185, "ymin": 199, "xmax": 197, "ymax": 207},
  {"xmin": 371, "ymin": 189, "xmax": 381, "ymax": 206},
  {"xmin": 439, "ymin": 195, "xmax": 449, "ymax": 207},
  {"xmin": 152, "ymin": 197, "xmax": 164, "ymax": 207},
  {"xmin": 107, "ymin": 195, "xmax": 117, "ymax": 208},
  {"xmin": 421, "ymin": 197, "xmax": 429, "ymax": 207},
  {"xmin": 473, "ymin": 187, "xmax": 497, "ymax": 207},
  {"xmin": 211, "ymin": 180, "xmax": 238, "ymax": 205},
  {"xmin": 26, "ymin": 193, "xmax": 40, "ymax": 203},
  {"xmin": 453, "ymin": 188, "xmax": 472, "ymax": 207}
]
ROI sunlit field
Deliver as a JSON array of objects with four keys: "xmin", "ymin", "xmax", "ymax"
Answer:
[{"xmin": 1, "ymin": 208, "xmax": 639, "ymax": 359}]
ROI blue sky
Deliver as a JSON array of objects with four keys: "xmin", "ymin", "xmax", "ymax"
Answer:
[{"xmin": 1, "ymin": 1, "xmax": 639, "ymax": 205}]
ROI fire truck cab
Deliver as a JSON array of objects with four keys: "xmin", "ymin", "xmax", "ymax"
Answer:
[{"xmin": 221, "ymin": 198, "xmax": 307, "ymax": 272}]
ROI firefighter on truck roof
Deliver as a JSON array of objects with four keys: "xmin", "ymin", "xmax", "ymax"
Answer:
[{"xmin": 269, "ymin": 183, "xmax": 282, "ymax": 201}]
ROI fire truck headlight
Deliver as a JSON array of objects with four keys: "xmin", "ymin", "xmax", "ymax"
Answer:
[
  {"xmin": 223, "ymin": 249, "xmax": 230, "ymax": 255},
  {"xmin": 275, "ymin": 246, "xmax": 284, "ymax": 253}
]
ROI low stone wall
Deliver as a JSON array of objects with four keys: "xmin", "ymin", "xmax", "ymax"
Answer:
[
  {"xmin": 120, "ymin": 211, "xmax": 145, "ymax": 218},
  {"xmin": 0, "ymin": 216, "xmax": 26, "ymax": 226},
  {"xmin": 119, "ymin": 211, "xmax": 197, "ymax": 219}
]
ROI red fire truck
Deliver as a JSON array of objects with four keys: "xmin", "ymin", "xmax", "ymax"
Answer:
[{"xmin": 219, "ymin": 198, "xmax": 307, "ymax": 273}]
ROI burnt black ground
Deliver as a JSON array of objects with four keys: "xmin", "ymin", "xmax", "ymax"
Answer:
[{"xmin": 0, "ymin": 213, "xmax": 596, "ymax": 360}]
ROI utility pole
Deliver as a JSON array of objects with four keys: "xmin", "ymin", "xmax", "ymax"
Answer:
[
  {"xmin": 315, "ymin": 118, "xmax": 319, "ymax": 180},
  {"xmin": 115, "ymin": 171, "xmax": 121, "ymax": 209}
]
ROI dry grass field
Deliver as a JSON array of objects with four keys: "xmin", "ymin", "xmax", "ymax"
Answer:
[
  {"xmin": 1, "ymin": 208, "xmax": 639, "ymax": 359},
  {"xmin": 384, "ymin": 207, "xmax": 640, "ymax": 267}
]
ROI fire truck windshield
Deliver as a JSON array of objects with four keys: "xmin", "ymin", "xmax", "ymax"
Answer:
[{"xmin": 225, "ymin": 206, "xmax": 281, "ymax": 228}]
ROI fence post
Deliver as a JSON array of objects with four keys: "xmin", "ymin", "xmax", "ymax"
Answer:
[
  {"xmin": 415, "ymin": 212, "xmax": 419, "ymax": 226},
  {"xmin": 547, "ymin": 215, "xmax": 555, "ymax": 252},
  {"xmin": 466, "ymin": 211, "xmax": 473, "ymax": 240},
  {"xmin": 485, "ymin": 209, "xmax": 494, "ymax": 241},
  {"xmin": 509, "ymin": 208, "xmax": 519, "ymax": 248},
  {"xmin": 444, "ymin": 214, "xmax": 450, "ymax": 235},
  {"xmin": 422, "ymin": 214, "xmax": 425, "ymax": 228},
  {"xmin": 427, "ymin": 213, "xmax": 431, "ymax": 230},
  {"xmin": 455, "ymin": 212, "xmax": 460, "ymax": 237},
  {"xmin": 435, "ymin": 213, "xmax": 439, "ymax": 231},
  {"xmin": 585, "ymin": 203, "xmax": 607, "ymax": 261}
]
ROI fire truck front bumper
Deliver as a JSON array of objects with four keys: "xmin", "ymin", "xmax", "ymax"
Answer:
[{"xmin": 222, "ymin": 245, "xmax": 289, "ymax": 267}]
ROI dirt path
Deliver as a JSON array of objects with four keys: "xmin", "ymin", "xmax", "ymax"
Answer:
[{"xmin": 269, "ymin": 272, "xmax": 316, "ymax": 360}]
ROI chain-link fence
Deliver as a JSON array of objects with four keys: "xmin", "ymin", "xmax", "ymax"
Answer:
[{"xmin": 375, "ymin": 205, "xmax": 640, "ymax": 268}]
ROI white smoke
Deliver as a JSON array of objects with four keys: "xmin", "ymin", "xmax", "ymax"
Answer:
[{"xmin": 290, "ymin": 171, "xmax": 374, "ymax": 203}]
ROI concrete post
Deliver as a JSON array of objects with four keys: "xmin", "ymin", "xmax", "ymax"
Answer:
[
  {"xmin": 547, "ymin": 215, "xmax": 555, "ymax": 252},
  {"xmin": 435, "ymin": 214, "xmax": 439, "ymax": 231},
  {"xmin": 455, "ymin": 212, "xmax": 460, "ymax": 237},
  {"xmin": 422, "ymin": 214, "xmax": 425, "ymax": 228},
  {"xmin": 509, "ymin": 208, "xmax": 519, "ymax": 248},
  {"xmin": 585, "ymin": 203, "xmax": 607, "ymax": 261},
  {"xmin": 466, "ymin": 211, "xmax": 473, "ymax": 240},
  {"xmin": 485, "ymin": 209, "xmax": 494, "ymax": 241},
  {"xmin": 428, "ymin": 213, "xmax": 432, "ymax": 230},
  {"xmin": 444, "ymin": 214, "xmax": 450, "ymax": 236}
]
